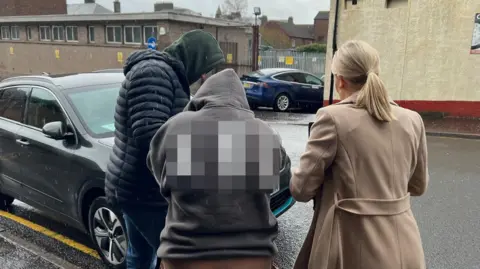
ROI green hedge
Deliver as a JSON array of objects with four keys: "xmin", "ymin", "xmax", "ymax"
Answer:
[{"xmin": 296, "ymin": 43, "xmax": 327, "ymax": 53}]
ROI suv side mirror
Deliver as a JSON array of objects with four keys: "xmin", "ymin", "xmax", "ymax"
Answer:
[{"xmin": 42, "ymin": 121, "xmax": 67, "ymax": 140}]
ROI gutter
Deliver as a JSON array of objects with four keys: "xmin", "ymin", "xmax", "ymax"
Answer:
[{"xmin": 328, "ymin": 0, "xmax": 341, "ymax": 105}]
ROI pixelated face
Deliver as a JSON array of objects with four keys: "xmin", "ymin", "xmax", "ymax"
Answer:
[{"xmin": 164, "ymin": 120, "xmax": 281, "ymax": 192}]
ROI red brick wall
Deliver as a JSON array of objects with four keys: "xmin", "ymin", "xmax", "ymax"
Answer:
[
  {"xmin": 0, "ymin": 0, "xmax": 67, "ymax": 16},
  {"xmin": 314, "ymin": 19, "xmax": 329, "ymax": 43}
]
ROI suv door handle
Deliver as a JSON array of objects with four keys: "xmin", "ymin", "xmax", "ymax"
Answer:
[{"xmin": 16, "ymin": 138, "xmax": 30, "ymax": 146}]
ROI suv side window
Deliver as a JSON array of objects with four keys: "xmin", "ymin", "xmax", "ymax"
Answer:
[
  {"xmin": 26, "ymin": 87, "xmax": 66, "ymax": 129},
  {"xmin": 275, "ymin": 73, "xmax": 295, "ymax": 82},
  {"xmin": 305, "ymin": 74, "xmax": 323, "ymax": 85},
  {"xmin": 0, "ymin": 87, "xmax": 30, "ymax": 122}
]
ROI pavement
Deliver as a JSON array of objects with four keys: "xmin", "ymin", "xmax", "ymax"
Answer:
[
  {"xmin": 254, "ymin": 109, "xmax": 480, "ymax": 139},
  {"xmin": 0, "ymin": 111, "xmax": 480, "ymax": 269}
]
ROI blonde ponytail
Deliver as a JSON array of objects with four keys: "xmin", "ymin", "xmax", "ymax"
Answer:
[
  {"xmin": 331, "ymin": 40, "xmax": 395, "ymax": 122},
  {"xmin": 356, "ymin": 72, "xmax": 394, "ymax": 122}
]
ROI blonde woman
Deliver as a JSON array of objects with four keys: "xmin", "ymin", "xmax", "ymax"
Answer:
[{"xmin": 290, "ymin": 40, "xmax": 428, "ymax": 269}]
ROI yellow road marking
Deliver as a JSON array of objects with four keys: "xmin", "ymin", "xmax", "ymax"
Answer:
[{"xmin": 0, "ymin": 210, "xmax": 100, "ymax": 259}]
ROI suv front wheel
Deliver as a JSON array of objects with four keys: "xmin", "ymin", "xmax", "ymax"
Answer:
[{"xmin": 88, "ymin": 197, "xmax": 127, "ymax": 269}]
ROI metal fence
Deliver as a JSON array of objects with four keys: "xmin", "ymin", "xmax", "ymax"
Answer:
[{"xmin": 240, "ymin": 50, "xmax": 326, "ymax": 77}]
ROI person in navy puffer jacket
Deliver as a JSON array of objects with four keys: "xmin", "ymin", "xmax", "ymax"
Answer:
[{"xmin": 104, "ymin": 30, "xmax": 225, "ymax": 269}]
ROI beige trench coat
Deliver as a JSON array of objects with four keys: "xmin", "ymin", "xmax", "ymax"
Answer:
[{"xmin": 290, "ymin": 93, "xmax": 429, "ymax": 269}]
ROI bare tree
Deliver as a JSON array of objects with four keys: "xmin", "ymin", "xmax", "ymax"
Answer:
[{"xmin": 221, "ymin": 0, "xmax": 248, "ymax": 17}]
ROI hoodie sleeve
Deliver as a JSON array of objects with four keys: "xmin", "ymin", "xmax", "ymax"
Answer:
[{"xmin": 125, "ymin": 59, "xmax": 177, "ymax": 151}]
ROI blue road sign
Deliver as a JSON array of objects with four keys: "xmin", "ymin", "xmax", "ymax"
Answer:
[{"xmin": 147, "ymin": 37, "xmax": 157, "ymax": 50}]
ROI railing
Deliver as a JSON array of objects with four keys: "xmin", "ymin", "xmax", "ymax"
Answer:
[{"xmin": 240, "ymin": 50, "xmax": 326, "ymax": 77}]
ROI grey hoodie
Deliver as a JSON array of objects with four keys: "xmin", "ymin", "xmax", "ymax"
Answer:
[{"xmin": 147, "ymin": 69, "xmax": 283, "ymax": 260}]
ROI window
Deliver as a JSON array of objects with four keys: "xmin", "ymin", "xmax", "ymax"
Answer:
[
  {"xmin": 274, "ymin": 73, "xmax": 296, "ymax": 82},
  {"xmin": 66, "ymin": 84, "xmax": 121, "ymax": 137},
  {"xmin": 10, "ymin": 26, "xmax": 20, "ymax": 40},
  {"xmin": 39, "ymin": 26, "xmax": 51, "ymax": 41},
  {"xmin": 0, "ymin": 87, "xmax": 30, "ymax": 122},
  {"xmin": 124, "ymin": 26, "xmax": 142, "ymax": 44},
  {"xmin": 25, "ymin": 87, "xmax": 65, "ymax": 129},
  {"xmin": 143, "ymin": 26, "xmax": 158, "ymax": 44},
  {"xmin": 291, "ymin": 39, "xmax": 296, "ymax": 47},
  {"xmin": 289, "ymin": 73, "xmax": 307, "ymax": 83},
  {"xmin": 27, "ymin": 26, "xmax": 33, "ymax": 40},
  {"xmin": 66, "ymin": 26, "xmax": 78, "ymax": 42},
  {"xmin": 88, "ymin": 26, "xmax": 95, "ymax": 43},
  {"xmin": 305, "ymin": 74, "xmax": 323, "ymax": 85},
  {"xmin": 1, "ymin": 26, "xmax": 10, "ymax": 40},
  {"xmin": 106, "ymin": 26, "xmax": 122, "ymax": 43},
  {"xmin": 52, "ymin": 26, "xmax": 65, "ymax": 41}
]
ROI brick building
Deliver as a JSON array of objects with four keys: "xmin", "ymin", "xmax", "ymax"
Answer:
[
  {"xmin": 314, "ymin": 11, "xmax": 329, "ymax": 43},
  {"xmin": 0, "ymin": 0, "xmax": 67, "ymax": 16},
  {"xmin": 260, "ymin": 12, "xmax": 329, "ymax": 49},
  {"xmin": 0, "ymin": 5, "xmax": 250, "ymax": 78}
]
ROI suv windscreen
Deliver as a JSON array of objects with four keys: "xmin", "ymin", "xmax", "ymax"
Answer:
[{"xmin": 65, "ymin": 83, "xmax": 120, "ymax": 138}]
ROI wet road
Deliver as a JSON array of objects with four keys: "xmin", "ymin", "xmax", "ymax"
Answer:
[{"xmin": 1, "ymin": 122, "xmax": 480, "ymax": 269}]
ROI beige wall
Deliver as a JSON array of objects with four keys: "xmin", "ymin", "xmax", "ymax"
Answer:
[
  {"xmin": 0, "ymin": 21, "xmax": 249, "ymax": 78},
  {"xmin": 325, "ymin": 0, "xmax": 480, "ymax": 102}
]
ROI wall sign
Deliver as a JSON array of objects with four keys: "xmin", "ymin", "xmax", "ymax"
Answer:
[
  {"xmin": 117, "ymin": 52, "xmax": 123, "ymax": 63},
  {"xmin": 471, "ymin": 13, "xmax": 480, "ymax": 54},
  {"xmin": 9, "ymin": 47, "xmax": 14, "ymax": 55},
  {"xmin": 55, "ymin": 49, "xmax": 60, "ymax": 59}
]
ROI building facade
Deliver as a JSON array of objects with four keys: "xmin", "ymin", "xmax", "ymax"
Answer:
[
  {"xmin": 0, "ymin": 12, "xmax": 250, "ymax": 78},
  {"xmin": 0, "ymin": 0, "xmax": 67, "ymax": 16},
  {"xmin": 325, "ymin": 0, "xmax": 480, "ymax": 118}
]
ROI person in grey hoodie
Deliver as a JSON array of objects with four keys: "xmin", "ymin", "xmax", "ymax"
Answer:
[{"xmin": 147, "ymin": 68, "xmax": 289, "ymax": 269}]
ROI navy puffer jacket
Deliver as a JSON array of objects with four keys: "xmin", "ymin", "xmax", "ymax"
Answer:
[{"xmin": 105, "ymin": 50, "xmax": 190, "ymax": 207}]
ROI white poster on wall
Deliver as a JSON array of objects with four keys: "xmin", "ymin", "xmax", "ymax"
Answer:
[{"xmin": 471, "ymin": 13, "xmax": 480, "ymax": 54}]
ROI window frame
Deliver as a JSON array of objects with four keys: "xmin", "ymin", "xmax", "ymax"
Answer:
[
  {"xmin": 26, "ymin": 26, "xmax": 33, "ymax": 40},
  {"xmin": 88, "ymin": 26, "xmax": 95, "ymax": 43},
  {"xmin": 1, "ymin": 26, "xmax": 11, "ymax": 40},
  {"xmin": 105, "ymin": 25, "xmax": 123, "ymax": 44},
  {"xmin": 0, "ymin": 86, "xmax": 31, "ymax": 124},
  {"xmin": 143, "ymin": 25, "xmax": 158, "ymax": 44},
  {"xmin": 66, "ymin": 26, "xmax": 79, "ymax": 42},
  {"xmin": 52, "ymin": 25, "xmax": 65, "ymax": 42},
  {"xmin": 124, "ymin": 25, "xmax": 142, "ymax": 45},
  {"xmin": 10, "ymin": 26, "xmax": 20, "ymax": 40},
  {"xmin": 39, "ymin": 26, "xmax": 51, "ymax": 41}
]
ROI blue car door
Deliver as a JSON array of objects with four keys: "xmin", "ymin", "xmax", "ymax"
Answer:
[
  {"xmin": 273, "ymin": 72, "xmax": 307, "ymax": 102},
  {"xmin": 289, "ymin": 72, "xmax": 311, "ymax": 102}
]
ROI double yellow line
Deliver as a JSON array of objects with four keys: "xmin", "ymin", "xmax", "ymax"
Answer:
[{"xmin": 0, "ymin": 210, "xmax": 100, "ymax": 259}]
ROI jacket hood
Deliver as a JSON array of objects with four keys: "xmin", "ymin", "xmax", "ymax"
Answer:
[
  {"xmin": 164, "ymin": 30, "xmax": 225, "ymax": 85},
  {"xmin": 185, "ymin": 68, "xmax": 251, "ymax": 112},
  {"xmin": 123, "ymin": 49, "xmax": 190, "ymax": 92}
]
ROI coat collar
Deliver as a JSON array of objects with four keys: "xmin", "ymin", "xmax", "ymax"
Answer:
[{"xmin": 334, "ymin": 91, "xmax": 398, "ymax": 106}]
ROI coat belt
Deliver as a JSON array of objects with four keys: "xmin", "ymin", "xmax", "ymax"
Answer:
[{"xmin": 316, "ymin": 193, "xmax": 411, "ymax": 269}]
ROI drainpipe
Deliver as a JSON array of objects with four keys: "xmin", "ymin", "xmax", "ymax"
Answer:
[{"xmin": 328, "ymin": 0, "xmax": 340, "ymax": 105}]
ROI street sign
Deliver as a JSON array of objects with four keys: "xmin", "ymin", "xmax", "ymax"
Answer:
[{"xmin": 147, "ymin": 37, "xmax": 157, "ymax": 50}]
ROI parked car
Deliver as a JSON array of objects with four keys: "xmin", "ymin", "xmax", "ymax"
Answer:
[
  {"xmin": 240, "ymin": 68, "xmax": 324, "ymax": 112},
  {"xmin": 0, "ymin": 72, "xmax": 295, "ymax": 269}
]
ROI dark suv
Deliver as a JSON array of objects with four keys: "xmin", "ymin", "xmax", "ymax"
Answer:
[{"xmin": 0, "ymin": 72, "xmax": 295, "ymax": 269}]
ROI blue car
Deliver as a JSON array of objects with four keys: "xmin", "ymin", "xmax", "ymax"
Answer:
[{"xmin": 241, "ymin": 68, "xmax": 324, "ymax": 112}]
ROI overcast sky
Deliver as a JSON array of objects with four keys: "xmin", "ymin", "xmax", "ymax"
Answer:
[{"xmin": 67, "ymin": 0, "xmax": 330, "ymax": 24}]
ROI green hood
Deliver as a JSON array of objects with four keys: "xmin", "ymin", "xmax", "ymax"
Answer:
[{"xmin": 164, "ymin": 30, "xmax": 225, "ymax": 85}]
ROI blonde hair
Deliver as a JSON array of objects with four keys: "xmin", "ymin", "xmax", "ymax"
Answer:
[{"xmin": 331, "ymin": 40, "xmax": 394, "ymax": 122}]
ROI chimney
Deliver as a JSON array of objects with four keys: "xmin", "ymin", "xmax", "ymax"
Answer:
[
  {"xmin": 288, "ymin": 16, "xmax": 293, "ymax": 24},
  {"xmin": 113, "ymin": 0, "xmax": 121, "ymax": 13},
  {"xmin": 85, "ymin": 0, "xmax": 95, "ymax": 3},
  {"xmin": 154, "ymin": 2, "xmax": 174, "ymax": 12}
]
